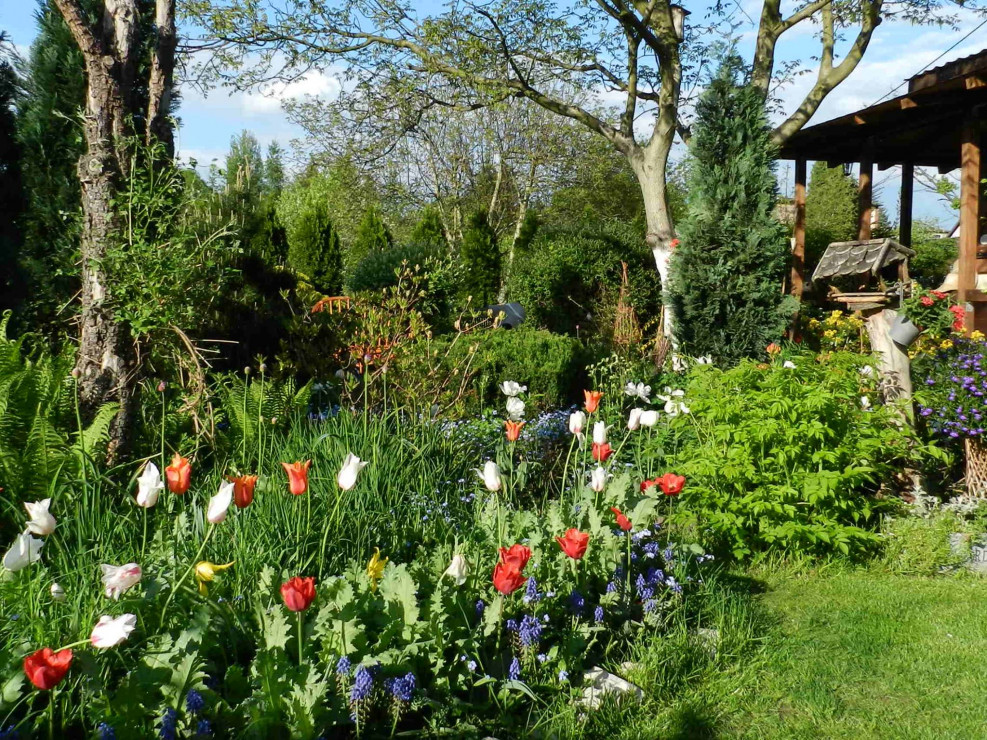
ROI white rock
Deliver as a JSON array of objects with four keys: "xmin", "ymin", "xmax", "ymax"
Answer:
[{"xmin": 578, "ymin": 666, "xmax": 644, "ymax": 709}]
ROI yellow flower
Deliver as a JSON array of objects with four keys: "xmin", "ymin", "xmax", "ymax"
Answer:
[
  {"xmin": 194, "ymin": 560, "xmax": 234, "ymax": 596},
  {"xmin": 823, "ymin": 329, "xmax": 837, "ymax": 338},
  {"xmin": 972, "ymin": 331, "xmax": 985, "ymax": 341},
  {"xmin": 941, "ymin": 340, "xmax": 954, "ymax": 349},
  {"xmin": 367, "ymin": 548, "xmax": 388, "ymax": 591}
]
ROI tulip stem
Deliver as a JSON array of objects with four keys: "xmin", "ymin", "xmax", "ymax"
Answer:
[
  {"xmin": 297, "ymin": 612, "xmax": 304, "ymax": 666},
  {"xmin": 159, "ymin": 524, "xmax": 215, "ymax": 630},
  {"xmin": 52, "ymin": 639, "xmax": 90, "ymax": 652}
]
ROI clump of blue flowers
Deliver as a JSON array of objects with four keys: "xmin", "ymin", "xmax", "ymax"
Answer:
[{"xmin": 919, "ymin": 339, "xmax": 987, "ymax": 440}]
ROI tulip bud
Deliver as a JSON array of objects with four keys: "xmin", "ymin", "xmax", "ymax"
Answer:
[
  {"xmin": 259, "ymin": 363, "xmax": 267, "ymax": 373},
  {"xmin": 207, "ymin": 481, "xmax": 234, "ymax": 524},
  {"xmin": 157, "ymin": 381, "xmax": 166, "ymax": 392},
  {"xmin": 568, "ymin": 411, "xmax": 586, "ymax": 436},
  {"xmin": 640, "ymin": 410, "xmax": 659, "ymax": 427},
  {"xmin": 337, "ymin": 452, "xmax": 368, "ymax": 491},
  {"xmin": 50, "ymin": 582, "xmax": 66, "ymax": 602},
  {"xmin": 244, "ymin": 366, "xmax": 252, "ymax": 376},
  {"xmin": 443, "ymin": 554, "xmax": 469, "ymax": 586},
  {"xmin": 71, "ymin": 368, "xmax": 81, "ymax": 379},
  {"xmin": 627, "ymin": 408, "xmax": 643, "ymax": 431},
  {"xmin": 479, "ymin": 461, "xmax": 502, "ymax": 492},
  {"xmin": 590, "ymin": 466, "xmax": 608, "ymax": 492},
  {"xmin": 592, "ymin": 421, "xmax": 608, "ymax": 445}
]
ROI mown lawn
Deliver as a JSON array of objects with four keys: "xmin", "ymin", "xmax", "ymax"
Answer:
[{"xmin": 558, "ymin": 566, "xmax": 987, "ymax": 740}]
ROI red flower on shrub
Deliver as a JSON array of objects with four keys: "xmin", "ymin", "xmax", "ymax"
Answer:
[
  {"xmin": 583, "ymin": 390, "xmax": 604, "ymax": 413},
  {"xmin": 280, "ymin": 576, "xmax": 317, "ymax": 612},
  {"xmin": 932, "ymin": 291, "xmax": 948, "ymax": 300},
  {"xmin": 657, "ymin": 473, "xmax": 686, "ymax": 496},
  {"xmin": 920, "ymin": 296, "xmax": 934, "ymax": 307},
  {"xmin": 592, "ymin": 442, "xmax": 613, "ymax": 462},
  {"xmin": 24, "ymin": 648, "xmax": 72, "ymax": 690},
  {"xmin": 282, "ymin": 461, "xmax": 311, "ymax": 496},
  {"xmin": 498, "ymin": 544, "xmax": 532, "ymax": 571},
  {"xmin": 230, "ymin": 474, "xmax": 258, "ymax": 508},
  {"xmin": 766, "ymin": 343, "xmax": 781, "ymax": 355},
  {"xmin": 950, "ymin": 304, "xmax": 966, "ymax": 331},
  {"xmin": 492, "ymin": 562, "xmax": 526, "ymax": 595},
  {"xmin": 556, "ymin": 528, "xmax": 590, "ymax": 559},
  {"xmin": 611, "ymin": 507, "xmax": 632, "ymax": 532},
  {"xmin": 505, "ymin": 420, "xmax": 525, "ymax": 442}
]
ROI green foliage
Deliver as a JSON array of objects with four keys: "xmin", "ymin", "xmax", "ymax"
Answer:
[
  {"xmin": 805, "ymin": 161, "xmax": 859, "ymax": 272},
  {"xmin": 662, "ymin": 351, "xmax": 929, "ymax": 559},
  {"xmin": 881, "ymin": 511, "xmax": 969, "ymax": 575},
  {"xmin": 908, "ymin": 223, "xmax": 956, "ymax": 289},
  {"xmin": 0, "ymin": 59, "xmax": 22, "ymax": 313},
  {"xmin": 264, "ymin": 141, "xmax": 286, "ymax": 194},
  {"xmin": 224, "ymin": 130, "xmax": 265, "ymax": 196},
  {"xmin": 410, "ymin": 207, "xmax": 447, "ymax": 249},
  {"xmin": 459, "ymin": 209, "xmax": 501, "ymax": 307},
  {"xmin": 286, "ymin": 202, "xmax": 344, "ymax": 295},
  {"xmin": 669, "ymin": 58, "xmax": 795, "ymax": 364},
  {"xmin": 349, "ymin": 207, "xmax": 394, "ymax": 272},
  {"xmin": 513, "ymin": 209, "xmax": 540, "ymax": 255},
  {"xmin": 505, "ymin": 221, "xmax": 660, "ymax": 339},
  {"xmin": 347, "ymin": 243, "xmax": 436, "ymax": 293}
]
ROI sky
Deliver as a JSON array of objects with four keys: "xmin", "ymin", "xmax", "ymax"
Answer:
[{"xmin": 3, "ymin": 0, "xmax": 985, "ymax": 227}]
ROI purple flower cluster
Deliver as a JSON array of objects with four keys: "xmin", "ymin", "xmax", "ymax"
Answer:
[
  {"xmin": 920, "ymin": 345, "xmax": 987, "ymax": 439},
  {"xmin": 518, "ymin": 614, "xmax": 543, "ymax": 648},
  {"xmin": 387, "ymin": 672, "xmax": 416, "ymax": 702},
  {"xmin": 351, "ymin": 665, "xmax": 374, "ymax": 702}
]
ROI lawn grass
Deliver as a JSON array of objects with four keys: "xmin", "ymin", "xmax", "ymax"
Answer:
[{"xmin": 555, "ymin": 565, "xmax": 987, "ymax": 740}]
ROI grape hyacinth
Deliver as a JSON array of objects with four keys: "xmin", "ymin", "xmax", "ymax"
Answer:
[
  {"xmin": 508, "ymin": 657, "xmax": 521, "ymax": 680},
  {"xmin": 351, "ymin": 665, "xmax": 374, "ymax": 702},
  {"xmin": 389, "ymin": 672, "xmax": 417, "ymax": 702},
  {"xmin": 195, "ymin": 720, "xmax": 213, "ymax": 737},
  {"xmin": 185, "ymin": 689, "xmax": 205, "ymax": 715},
  {"xmin": 568, "ymin": 590, "xmax": 585, "ymax": 615},
  {"xmin": 97, "ymin": 723, "xmax": 116, "ymax": 740},
  {"xmin": 594, "ymin": 605, "xmax": 604, "ymax": 623},
  {"xmin": 336, "ymin": 655, "xmax": 352, "ymax": 676},
  {"xmin": 523, "ymin": 576, "xmax": 541, "ymax": 604},
  {"xmin": 518, "ymin": 614, "xmax": 543, "ymax": 648},
  {"xmin": 158, "ymin": 708, "xmax": 178, "ymax": 740}
]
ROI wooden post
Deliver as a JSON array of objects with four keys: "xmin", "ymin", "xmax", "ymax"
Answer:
[
  {"xmin": 899, "ymin": 162, "xmax": 914, "ymax": 247},
  {"xmin": 790, "ymin": 158, "xmax": 807, "ymax": 298},
  {"xmin": 858, "ymin": 156, "xmax": 873, "ymax": 240},
  {"xmin": 959, "ymin": 118, "xmax": 981, "ymax": 331}
]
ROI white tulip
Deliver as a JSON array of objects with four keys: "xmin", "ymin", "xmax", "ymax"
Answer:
[
  {"xmin": 24, "ymin": 499, "xmax": 56, "ymax": 536},
  {"xmin": 861, "ymin": 396, "xmax": 872, "ymax": 411},
  {"xmin": 101, "ymin": 563, "xmax": 142, "ymax": 600},
  {"xmin": 443, "ymin": 554, "xmax": 470, "ymax": 586},
  {"xmin": 136, "ymin": 461, "xmax": 164, "ymax": 508},
  {"xmin": 568, "ymin": 411, "xmax": 586, "ymax": 436},
  {"xmin": 505, "ymin": 396, "xmax": 525, "ymax": 421},
  {"xmin": 499, "ymin": 381, "xmax": 527, "ymax": 397},
  {"xmin": 478, "ymin": 460, "xmax": 502, "ymax": 492},
  {"xmin": 639, "ymin": 409, "xmax": 660, "ymax": 427},
  {"xmin": 590, "ymin": 466, "xmax": 608, "ymax": 492},
  {"xmin": 623, "ymin": 382, "xmax": 651, "ymax": 402},
  {"xmin": 90, "ymin": 613, "xmax": 137, "ymax": 649},
  {"xmin": 50, "ymin": 582, "xmax": 66, "ymax": 602},
  {"xmin": 592, "ymin": 421, "xmax": 608, "ymax": 445},
  {"xmin": 783, "ymin": 360, "xmax": 797, "ymax": 369},
  {"xmin": 207, "ymin": 480, "xmax": 234, "ymax": 523},
  {"xmin": 2, "ymin": 532, "xmax": 44, "ymax": 572},
  {"xmin": 627, "ymin": 408, "xmax": 643, "ymax": 431},
  {"xmin": 337, "ymin": 452, "xmax": 369, "ymax": 491}
]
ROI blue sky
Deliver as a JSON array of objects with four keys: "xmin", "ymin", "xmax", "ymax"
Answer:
[{"xmin": 3, "ymin": 0, "xmax": 985, "ymax": 227}]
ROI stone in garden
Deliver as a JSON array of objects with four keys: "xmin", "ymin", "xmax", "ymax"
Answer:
[{"xmin": 578, "ymin": 666, "xmax": 644, "ymax": 709}]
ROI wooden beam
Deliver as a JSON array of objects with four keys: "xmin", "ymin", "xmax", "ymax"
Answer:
[
  {"xmin": 966, "ymin": 76, "xmax": 987, "ymax": 90},
  {"xmin": 859, "ymin": 155, "xmax": 874, "ymax": 240},
  {"xmin": 790, "ymin": 158, "xmax": 807, "ymax": 299},
  {"xmin": 958, "ymin": 117, "xmax": 982, "ymax": 331},
  {"xmin": 900, "ymin": 97, "xmax": 918, "ymax": 109},
  {"xmin": 900, "ymin": 162, "xmax": 914, "ymax": 247}
]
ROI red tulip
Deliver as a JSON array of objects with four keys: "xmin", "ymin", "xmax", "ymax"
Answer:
[
  {"xmin": 504, "ymin": 420, "xmax": 525, "ymax": 442},
  {"xmin": 282, "ymin": 461, "xmax": 311, "ymax": 496},
  {"xmin": 280, "ymin": 576, "xmax": 317, "ymax": 612},
  {"xmin": 498, "ymin": 543, "xmax": 532, "ymax": 571},
  {"xmin": 230, "ymin": 474, "xmax": 258, "ymax": 508},
  {"xmin": 556, "ymin": 528, "xmax": 590, "ymax": 559},
  {"xmin": 165, "ymin": 454, "xmax": 192, "ymax": 495},
  {"xmin": 657, "ymin": 473, "xmax": 686, "ymax": 496},
  {"xmin": 492, "ymin": 562, "xmax": 526, "ymax": 595},
  {"xmin": 23, "ymin": 647, "xmax": 72, "ymax": 690},
  {"xmin": 592, "ymin": 442, "xmax": 613, "ymax": 462},
  {"xmin": 611, "ymin": 507, "xmax": 632, "ymax": 532},
  {"xmin": 583, "ymin": 390, "xmax": 603, "ymax": 414}
]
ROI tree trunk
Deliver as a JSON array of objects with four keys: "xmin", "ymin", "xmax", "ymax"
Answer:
[{"xmin": 631, "ymin": 142, "xmax": 677, "ymax": 338}]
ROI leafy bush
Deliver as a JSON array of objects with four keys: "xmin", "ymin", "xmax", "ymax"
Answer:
[
  {"xmin": 347, "ymin": 243, "xmax": 435, "ymax": 293},
  {"xmin": 661, "ymin": 351, "xmax": 933, "ymax": 558},
  {"xmin": 409, "ymin": 207, "xmax": 447, "ymax": 249},
  {"xmin": 668, "ymin": 58, "xmax": 796, "ymax": 364},
  {"xmin": 505, "ymin": 221, "xmax": 660, "ymax": 339}
]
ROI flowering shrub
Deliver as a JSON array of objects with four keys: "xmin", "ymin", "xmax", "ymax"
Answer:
[
  {"xmin": 901, "ymin": 286, "xmax": 960, "ymax": 335},
  {"xmin": 916, "ymin": 337, "xmax": 987, "ymax": 441},
  {"xmin": 803, "ymin": 309, "xmax": 868, "ymax": 352}
]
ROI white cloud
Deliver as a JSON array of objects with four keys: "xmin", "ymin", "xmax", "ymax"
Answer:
[{"xmin": 242, "ymin": 71, "xmax": 343, "ymax": 114}]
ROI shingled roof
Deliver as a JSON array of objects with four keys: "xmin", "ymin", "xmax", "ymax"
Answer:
[{"xmin": 811, "ymin": 238, "xmax": 916, "ymax": 283}]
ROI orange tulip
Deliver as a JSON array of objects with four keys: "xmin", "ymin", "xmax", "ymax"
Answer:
[
  {"xmin": 165, "ymin": 454, "xmax": 191, "ymax": 495},
  {"xmin": 230, "ymin": 474, "xmax": 259, "ymax": 508},
  {"xmin": 282, "ymin": 460, "xmax": 311, "ymax": 496},
  {"xmin": 766, "ymin": 342, "xmax": 781, "ymax": 355},
  {"xmin": 583, "ymin": 390, "xmax": 604, "ymax": 413},
  {"xmin": 505, "ymin": 420, "xmax": 525, "ymax": 442}
]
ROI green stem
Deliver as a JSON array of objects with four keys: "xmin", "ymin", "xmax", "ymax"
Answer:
[
  {"xmin": 297, "ymin": 612, "xmax": 304, "ymax": 665},
  {"xmin": 159, "ymin": 524, "xmax": 215, "ymax": 629}
]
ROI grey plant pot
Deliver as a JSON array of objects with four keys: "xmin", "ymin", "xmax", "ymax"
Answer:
[{"xmin": 889, "ymin": 315, "xmax": 921, "ymax": 347}]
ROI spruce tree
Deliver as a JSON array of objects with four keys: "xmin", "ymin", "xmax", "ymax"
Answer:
[
  {"xmin": 410, "ymin": 207, "xmax": 447, "ymax": 250},
  {"xmin": 264, "ymin": 141, "xmax": 286, "ymax": 194},
  {"xmin": 350, "ymin": 207, "xmax": 393, "ymax": 269},
  {"xmin": 805, "ymin": 161, "xmax": 859, "ymax": 271},
  {"xmin": 460, "ymin": 209, "xmax": 501, "ymax": 307},
  {"xmin": 668, "ymin": 56, "xmax": 795, "ymax": 364},
  {"xmin": 287, "ymin": 203, "xmax": 343, "ymax": 294}
]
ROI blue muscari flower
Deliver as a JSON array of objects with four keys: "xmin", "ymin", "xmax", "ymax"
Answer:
[
  {"xmin": 518, "ymin": 614, "xmax": 542, "ymax": 648},
  {"xmin": 351, "ymin": 665, "xmax": 373, "ymax": 702},
  {"xmin": 195, "ymin": 719, "xmax": 213, "ymax": 737},
  {"xmin": 337, "ymin": 656, "xmax": 351, "ymax": 676},
  {"xmin": 475, "ymin": 599, "xmax": 485, "ymax": 617},
  {"xmin": 0, "ymin": 728, "xmax": 17, "ymax": 740},
  {"xmin": 568, "ymin": 590, "xmax": 585, "ymax": 615},
  {"xmin": 537, "ymin": 653, "xmax": 548, "ymax": 663},
  {"xmin": 594, "ymin": 605, "xmax": 604, "ymax": 623},
  {"xmin": 186, "ymin": 690, "xmax": 205, "ymax": 715},
  {"xmin": 158, "ymin": 708, "xmax": 178, "ymax": 740},
  {"xmin": 389, "ymin": 671, "xmax": 416, "ymax": 702},
  {"xmin": 606, "ymin": 581, "xmax": 617, "ymax": 594},
  {"xmin": 97, "ymin": 723, "xmax": 116, "ymax": 740},
  {"xmin": 508, "ymin": 657, "xmax": 521, "ymax": 680},
  {"xmin": 558, "ymin": 669, "xmax": 569, "ymax": 682},
  {"xmin": 523, "ymin": 576, "xmax": 540, "ymax": 604},
  {"xmin": 506, "ymin": 618, "xmax": 519, "ymax": 632},
  {"xmin": 644, "ymin": 598, "xmax": 659, "ymax": 614}
]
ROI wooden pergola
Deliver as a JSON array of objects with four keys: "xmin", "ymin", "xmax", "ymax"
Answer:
[{"xmin": 779, "ymin": 49, "xmax": 987, "ymax": 330}]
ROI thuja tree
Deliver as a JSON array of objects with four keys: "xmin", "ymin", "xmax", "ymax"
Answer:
[
  {"xmin": 350, "ymin": 207, "xmax": 393, "ymax": 271},
  {"xmin": 668, "ymin": 58, "xmax": 795, "ymax": 364},
  {"xmin": 460, "ymin": 209, "xmax": 500, "ymax": 308},
  {"xmin": 805, "ymin": 161, "xmax": 859, "ymax": 272},
  {"xmin": 185, "ymin": 0, "xmax": 971, "ymax": 337},
  {"xmin": 287, "ymin": 203, "xmax": 344, "ymax": 295}
]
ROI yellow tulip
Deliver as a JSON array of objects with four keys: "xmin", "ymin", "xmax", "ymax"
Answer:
[
  {"xmin": 194, "ymin": 560, "xmax": 234, "ymax": 596},
  {"xmin": 366, "ymin": 548, "xmax": 388, "ymax": 592}
]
